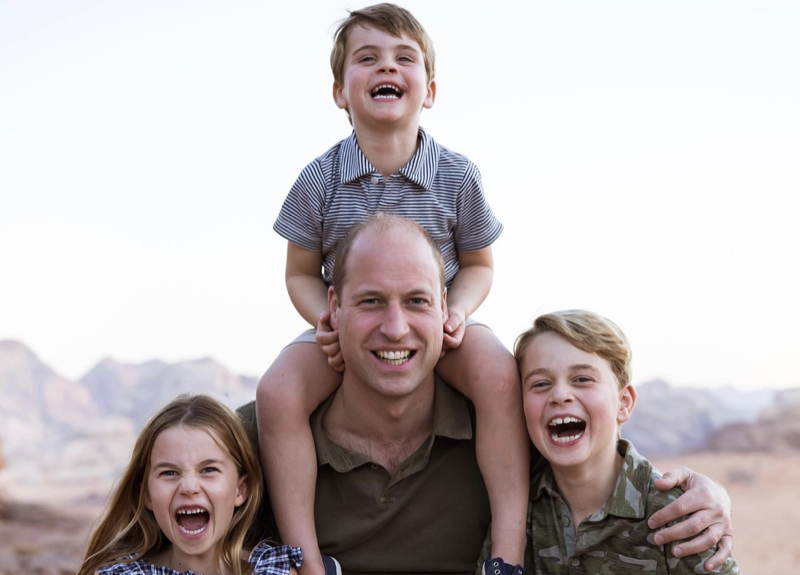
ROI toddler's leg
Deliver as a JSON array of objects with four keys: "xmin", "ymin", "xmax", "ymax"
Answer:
[
  {"xmin": 435, "ymin": 325, "xmax": 529, "ymax": 566},
  {"xmin": 256, "ymin": 340, "xmax": 342, "ymax": 575}
]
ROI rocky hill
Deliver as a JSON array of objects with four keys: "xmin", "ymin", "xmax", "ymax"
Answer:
[
  {"xmin": 0, "ymin": 340, "xmax": 258, "ymax": 494},
  {"xmin": 621, "ymin": 379, "xmax": 776, "ymax": 457}
]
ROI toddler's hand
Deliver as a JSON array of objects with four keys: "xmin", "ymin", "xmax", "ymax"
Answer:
[
  {"xmin": 442, "ymin": 308, "xmax": 466, "ymax": 352},
  {"xmin": 316, "ymin": 312, "xmax": 345, "ymax": 372}
]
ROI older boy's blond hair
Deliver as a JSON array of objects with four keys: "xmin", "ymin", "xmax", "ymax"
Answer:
[
  {"xmin": 330, "ymin": 3, "xmax": 436, "ymax": 86},
  {"xmin": 514, "ymin": 310, "xmax": 632, "ymax": 389}
]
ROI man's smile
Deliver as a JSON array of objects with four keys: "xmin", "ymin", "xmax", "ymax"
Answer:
[{"xmin": 374, "ymin": 349, "xmax": 414, "ymax": 365}]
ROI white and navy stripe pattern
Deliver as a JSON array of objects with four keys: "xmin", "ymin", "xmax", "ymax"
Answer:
[
  {"xmin": 97, "ymin": 542, "xmax": 303, "ymax": 575},
  {"xmin": 274, "ymin": 128, "xmax": 503, "ymax": 288}
]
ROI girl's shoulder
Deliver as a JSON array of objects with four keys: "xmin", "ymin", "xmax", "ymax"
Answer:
[
  {"xmin": 248, "ymin": 542, "xmax": 303, "ymax": 574},
  {"xmin": 97, "ymin": 557, "xmax": 151, "ymax": 575}
]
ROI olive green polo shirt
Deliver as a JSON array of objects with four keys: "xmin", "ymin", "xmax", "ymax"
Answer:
[
  {"xmin": 312, "ymin": 376, "xmax": 491, "ymax": 574},
  {"xmin": 525, "ymin": 439, "xmax": 739, "ymax": 575}
]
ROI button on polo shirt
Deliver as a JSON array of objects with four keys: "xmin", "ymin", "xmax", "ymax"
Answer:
[{"xmin": 311, "ymin": 376, "xmax": 491, "ymax": 574}]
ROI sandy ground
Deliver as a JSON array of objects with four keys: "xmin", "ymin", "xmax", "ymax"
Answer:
[
  {"xmin": 651, "ymin": 451, "xmax": 800, "ymax": 574},
  {"xmin": 1, "ymin": 451, "xmax": 797, "ymax": 574}
]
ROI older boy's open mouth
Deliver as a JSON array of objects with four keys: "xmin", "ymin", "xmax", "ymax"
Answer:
[
  {"xmin": 374, "ymin": 350, "xmax": 414, "ymax": 365},
  {"xmin": 371, "ymin": 84, "xmax": 404, "ymax": 99},
  {"xmin": 548, "ymin": 416, "xmax": 586, "ymax": 443},
  {"xmin": 176, "ymin": 507, "xmax": 210, "ymax": 535}
]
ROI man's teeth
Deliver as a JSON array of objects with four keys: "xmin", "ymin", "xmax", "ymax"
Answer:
[
  {"xmin": 548, "ymin": 416, "xmax": 583, "ymax": 426},
  {"xmin": 377, "ymin": 350, "xmax": 411, "ymax": 365},
  {"xmin": 551, "ymin": 430, "xmax": 584, "ymax": 443}
]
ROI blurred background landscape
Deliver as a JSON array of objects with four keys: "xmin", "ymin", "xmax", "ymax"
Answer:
[{"xmin": 2, "ymin": 339, "xmax": 799, "ymax": 574}]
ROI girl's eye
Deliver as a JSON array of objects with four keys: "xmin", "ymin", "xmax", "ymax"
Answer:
[
  {"xmin": 159, "ymin": 470, "xmax": 178, "ymax": 477},
  {"xmin": 201, "ymin": 467, "xmax": 220, "ymax": 474}
]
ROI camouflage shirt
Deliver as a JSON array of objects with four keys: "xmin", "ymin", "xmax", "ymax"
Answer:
[{"xmin": 525, "ymin": 439, "xmax": 739, "ymax": 575}]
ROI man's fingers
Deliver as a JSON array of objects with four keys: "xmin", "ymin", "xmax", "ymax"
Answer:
[
  {"xmin": 653, "ymin": 466, "xmax": 693, "ymax": 493},
  {"xmin": 704, "ymin": 534, "xmax": 733, "ymax": 571},
  {"xmin": 666, "ymin": 516, "xmax": 726, "ymax": 556},
  {"xmin": 653, "ymin": 507, "xmax": 723, "ymax": 544}
]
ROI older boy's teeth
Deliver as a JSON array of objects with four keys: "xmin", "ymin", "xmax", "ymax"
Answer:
[
  {"xmin": 376, "ymin": 350, "xmax": 411, "ymax": 365},
  {"xmin": 548, "ymin": 416, "xmax": 583, "ymax": 426},
  {"xmin": 551, "ymin": 430, "xmax": 584, "ymax": 443}
]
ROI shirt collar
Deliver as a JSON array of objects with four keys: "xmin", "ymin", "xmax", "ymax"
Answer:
[
  {"xmin": 311, "ymin": 374, "xmax": 472, "ymax": 473},
  {"xmin": 531, "ymin": 439, "xmax": 651, "ymax": 521},
  {"xmin": 339, "ymin": 127, "xmax": 438, "ymax": 191}
]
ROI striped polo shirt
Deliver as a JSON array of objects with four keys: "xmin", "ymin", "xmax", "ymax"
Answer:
[{"xmin": 274, "ymin": 128, "xmax": 503, "ymax": 288}]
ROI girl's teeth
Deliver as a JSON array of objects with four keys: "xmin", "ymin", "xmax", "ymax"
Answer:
[{"xmin": 178, "ymin": 523, "xmax": 208, "ymax": 535}]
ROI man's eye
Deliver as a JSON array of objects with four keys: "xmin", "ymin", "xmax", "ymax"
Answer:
[
  {"xmin": 409, "ymin": 298, "xmax": 427, "ymax": 305},
  {"xmin": 361, "ymin": 298, "xmax": 379, "ymax": 305}
]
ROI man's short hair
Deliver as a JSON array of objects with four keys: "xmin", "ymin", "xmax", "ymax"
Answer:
[
  {"xmin": 513, "ymin": 310, "xmax": 632, "ymax": 388},
  {"xmin": 330, "ymin": 3, "xmax": 436, "ymax": 86},
  {"xmin": 332, "ymin": 213, "xmax": 445, "ymax": 299}
]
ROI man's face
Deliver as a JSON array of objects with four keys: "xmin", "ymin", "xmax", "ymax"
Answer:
[
  {"xmin": 333, "ymin": 25, "xmax": 435, "ymax": 131},
  {"xmin": 330, "ymin": 226, "xmax": 446, "ymax": 400}
]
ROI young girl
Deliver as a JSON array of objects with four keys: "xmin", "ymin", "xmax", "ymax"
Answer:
[{"xmin": 78, "ymin": 394, "xmax": 302, "ymax": 575}]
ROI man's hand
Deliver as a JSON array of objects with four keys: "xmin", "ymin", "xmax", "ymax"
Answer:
[
  {"xmin": 649, "ymin": 466, "xmax": 733, "ymax": 571},
  {"xmin": 442, "ymin": 308, "xmax": 466, "ymax": 352},
  {"xmin": 316, "ymin": 311, "xmax": 345, "ymax": 372}
]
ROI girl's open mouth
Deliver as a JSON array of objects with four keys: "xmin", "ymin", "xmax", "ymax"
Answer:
[{"xmin": 175, "ymin": 507, "xmax": 210, "ymax": 536}]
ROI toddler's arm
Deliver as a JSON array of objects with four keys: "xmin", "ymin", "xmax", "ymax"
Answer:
[
  {"xmin": 285, "ymin": 242, "xmax": 329, "ymax": 326},
  {"xmin": 443, "ymin": 246, "xmax": 494, "ymax": 350}
]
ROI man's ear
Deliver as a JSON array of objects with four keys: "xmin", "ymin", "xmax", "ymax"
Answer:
[
  {"xmin": 234, "ymin": 474, "xmax": 248, "ymax": 507},
  {"xmin": 333, "ymin": 81, "xmax": 348, "ymax": 110},
  {"xmin": 328, "ymin": 285, "xmax": 341, "ymax": 330},
  {"xmin": 617, "ymin": 384, "xmax": 637, "ymax": 425},
  {"xmin": 441, "ymin": 288, "xmax": 448, "ymax": 322},
  {"xmin": 423, "ymin": 79, "xmax": 436, "ymax": 110}
]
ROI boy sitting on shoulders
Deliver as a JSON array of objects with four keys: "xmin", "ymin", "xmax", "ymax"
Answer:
[{"xmin": 257, "ymin": 4, "xmax": 529, "ymax": 574}]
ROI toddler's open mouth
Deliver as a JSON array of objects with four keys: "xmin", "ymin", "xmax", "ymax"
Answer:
[
  {"xmin": 547, "ymin": 416, "xmax": 586, "ymax": 443},
  {"xmin": 175, "ymin": 507, "xmax": 210, "ymax": 535},
  {"xmin": 371, "ymin": 84, "xmax": 404, "ymax": 99}
]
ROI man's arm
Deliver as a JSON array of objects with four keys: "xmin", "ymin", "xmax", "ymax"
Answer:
[{"xmin": 649, "ymin": 467, "xmax": 733, "ymax": 571}]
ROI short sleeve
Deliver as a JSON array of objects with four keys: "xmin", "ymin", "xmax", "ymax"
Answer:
[
  {"xmin": 273, "ymin": 160, "xmax": 327, "ymax": 252},
  {"xmin": 454, "ymin": 161, "xmax": 503, "ymax": 252},
  {"xmin": 249, "ymin": 542, "xmax": 304, "ymax": 575}
]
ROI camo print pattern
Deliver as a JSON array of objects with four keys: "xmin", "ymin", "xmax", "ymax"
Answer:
[{"xmin": 524, "ymin": 440, "xmax": 739, "ymax": 574}]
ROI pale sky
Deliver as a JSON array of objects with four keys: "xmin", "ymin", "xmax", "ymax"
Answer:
[{"xmin": 1, "ymin": 0, "xmax": 798, "ymax": 390}]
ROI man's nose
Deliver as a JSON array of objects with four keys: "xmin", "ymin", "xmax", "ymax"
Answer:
[{"xmin": 380, "ymin": 303, "xmax": 410, "ymax": 340}]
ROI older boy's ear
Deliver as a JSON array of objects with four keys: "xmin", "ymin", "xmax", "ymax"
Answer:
[
  {"xmin": 328, "ymin": 285, "xmax": 341, "ymax": 330},
  {"xmin": 423, "ymin": 79, "xmax": 436, "ymax": 110},
  {"xmin": 333, "ymin": 81, "xmax": 348, "ymax": 110},
  {"xmin": 235, "ymin": 474, "xmax": 248, "ymax": 507},
  {"xmin": 617, "ymin": 384, "xmax": 637, "ymax": 424}
]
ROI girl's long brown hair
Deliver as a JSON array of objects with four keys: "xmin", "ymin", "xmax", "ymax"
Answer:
[{"xmin": 78, "ymin": 394, "xmax": 263, "ymax": 575}]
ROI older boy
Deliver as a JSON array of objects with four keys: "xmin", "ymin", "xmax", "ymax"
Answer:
[
  {"xmin": 514, "ymin": 311, "xmax": 738, "ymax": 574},
  {"xmin": 257, "ymin": 4, "xmax": 529, "ymax": 574}
]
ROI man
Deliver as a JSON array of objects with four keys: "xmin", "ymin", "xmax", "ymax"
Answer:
[{"xmin": 240, "ymin": 214, "xmax": 732, "ymax": 574}]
